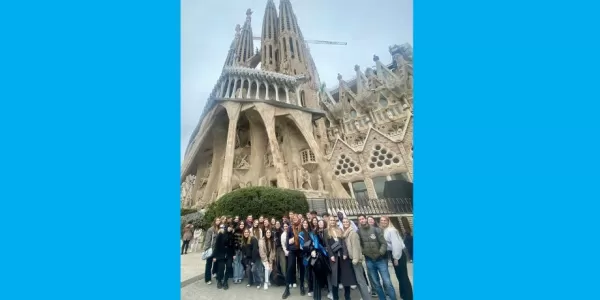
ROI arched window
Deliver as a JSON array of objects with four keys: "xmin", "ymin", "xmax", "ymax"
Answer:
[
  {"xmin": 282, "ymin": 37, "xmax": 287, "ymax": 58},
  {"xmin": 300, "ymin": 90, "xmax": 306, "ymax": 107},
  {"xmin": 296, "ymin": 39, "xmax": 302, "ymax": 62},
  {"xmin": 289, "ymin": 38, "xmax": 295, "ymax": 57}
]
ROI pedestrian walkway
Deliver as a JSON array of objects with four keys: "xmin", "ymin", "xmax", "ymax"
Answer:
[{"xmin": 181, "ymin": 259, "xmax": 413, "ymax": 300}]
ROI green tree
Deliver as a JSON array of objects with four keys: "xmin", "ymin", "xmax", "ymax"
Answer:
[{"xmin": 202, "ymin": 187, "xmax": 308, "ymax": 229}]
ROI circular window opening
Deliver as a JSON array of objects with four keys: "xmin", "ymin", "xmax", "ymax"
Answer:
[
  {"xmin": 338, "ymin": 159, "xmax": 344, "ymax": 164},
  {"xmin": 384, "ymin": 159, "xmax": 392, "ymax": 165},
  {"xmin": 341, "ymin": 169, "xmax": 347, "ymax": 174},
  {"xmin": 354, "ymin": 166, "xmax": 360, "ymax": 172},
  {"xmin": 386, "ymin": 153, "xmax": 393, "ymax": 159},
  {"xmin": 343, "ymin": 163, "xmax": 348, "ymax": 168},
  {"xmin": 337, "ymin": 165, "xmax": 342, "ymax": 170},
  {"xmin": 378, "ymin": 155, "xmax": 385, "ymax": 161},
  {"xmin": 371, "ymin": 157, "xmax": 377, "ymax": 163},
  {"xmin": 375, "ymin": 145, "xmax": 382, "ymax": 151},
  {"xmin": 340, "ymin": 154, "xmax": 346, "ymax": 159},
  {"xmin": 369, "ymin": 163, "xmax": 376, "ymax": 168},
  {"xmin": 381, "ymin": 149, "xmax": 387, "ymax": 155},
  {"xmin": 350, "ymin": 162, "xmax": 355, "ymax": 167},
  {"xmin": 344, "ymin": 158, "xmax": 350, "ymax": 163},
  {"xmin": 392, "ymin": 157, "xmax": 400, "ymax": 164},
  {"xmin": 376, "ymin": 161, "xmax": 383, "ymax": 167},
  {"xmin": 347, "ymin": 168, "xmax": 353, "ymax": 173},
  {"xmin": 373, "ymin": 151, "xmax": 380, "ymax": 156},
  {"xmin": 334, "ymin": 171, "xmax": 340, "ymax": 175}
]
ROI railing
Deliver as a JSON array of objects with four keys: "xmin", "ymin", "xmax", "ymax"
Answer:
[{"xmin": 324, "ymin": 197, "xmax": 413, "ymax": 217}]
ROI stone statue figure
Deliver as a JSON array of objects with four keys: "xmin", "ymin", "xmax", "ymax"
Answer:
[
  {"xmin": 264, "ymin": 153, "xmax": 273, "ymax": 167},
  {"xmin": 296, "ymin": 167, "xmax": 303, "ymax": 189},
  {"xmin": 281, "ymin": 57, "xmax": 291, "ymax": 75},
  {"xmin": 354, "ymin": 121, "xmax": 360, "ymax": 130},
  {"xmin": 386, "ymin": 109, "xmax": 395, "ymax": 120},
  {"xmin": 317, "ymin": 173, "xmax": 324, "ymax": 191},
  {"xmin": 302, "ymin": 169, "xmax": 313, "ymax": 190}
]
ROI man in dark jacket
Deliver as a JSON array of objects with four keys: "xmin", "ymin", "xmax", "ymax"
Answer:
[{"xmin": 357, "ymin": 214, "xmax": 397, "ymax": 300}]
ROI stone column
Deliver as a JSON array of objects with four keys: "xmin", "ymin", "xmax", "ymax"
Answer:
[
  {"xmin": 257, "ymin": 104, "xmax": 289, "ymax": 188},
  {"xmin": 255, "ymin": 80, "xmax": 260, "ymax": 99},
  {"xmin": 364, "ymin": 177, "xmax": 378, "ymax": 199},
  {"xmin": 247, "ymin": 80, "xmax": 252, "ymax": 98},
  {"xmin": 238, "ymin": 79, "xmax": 245, "ymax": 98},
  {"xmin": 265, "ymin": 82, "xmax": 270, "ymax": 100},
  {"xmin": 296, "ymin": 90, "xmax": 301, "ymax": 106},
  {"xmin": 231, "ymin": 78, "xmax": 238, "ymax": 99},
  {"xmin": 348, "ymin": 183, "xmax": 356, "ymax": 199},
  {"xmin": 224, "ymin": 77, "xmax": 232, "ymax": 98},
  {"xmin": 285, "ymin": 87, "xmax": 290, "ymax": 104},
  {"xmin": 274, "ymin": 83, "xmax": 279, "ymax": 101},
  {"xmin": 217, "ymin": 103, "xmax": 242, "ymax": 196},
  {"xmin": 219, "ymin": 80, "xmax": 227, "ymax": 98}
]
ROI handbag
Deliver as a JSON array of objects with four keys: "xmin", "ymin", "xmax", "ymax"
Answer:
[
  {"xmin": 330, "ymin": 241, "xmax": 342, "ymax": 253},
  {"xmin": 201, "ymin": 248, "xmax": 213, "ymax": 260}
]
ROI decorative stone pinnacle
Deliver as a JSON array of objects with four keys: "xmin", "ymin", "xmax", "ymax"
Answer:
[
  {"xmin": 235, "ymin": 24, "xmax": 241, "ymax": 34},
  {"xmin": 337, "ymin": 73, "xmax": 342, "ymax": 80},
  {"xmin": 354, "ymin": 65, "xmax": 360, "ymax": 71},
  {"xmin": 246, "ymin": 8, "xmax": 253, "ymax": 17},
  {"xmin": 373, "ymin": 54, "xmax": 380, "ymax": 62}
]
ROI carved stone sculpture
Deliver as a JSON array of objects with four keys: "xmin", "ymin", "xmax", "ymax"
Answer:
[
  {"xmin": 317, "ymin": 173, "xmax": 324, "ymax": 191},
  {"xmin": 264, "ymin": 153, "xmax": 274, "ymax": 167},
  {"xmin": 386, "ymin": 109, "xmax": 395, "ymax": 120},
  {"xmin": 258, "ymin": 176, "xmax": 267, "ymax": 187},
  {"xmin": 302, "ymin": 169, "xmax": 313, "ymax": 190}
]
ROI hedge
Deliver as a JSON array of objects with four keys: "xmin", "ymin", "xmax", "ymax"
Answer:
[
  {"xmin": 181, "ymin": 208, "xmax": 197, "ymax": 216},
  {"xmin": 201, "ymin": 186, "xmax": 309, "ymax": 229}
]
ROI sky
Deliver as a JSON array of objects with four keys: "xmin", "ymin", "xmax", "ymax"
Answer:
[{"xmin": 181, "ymin": 0, "xmax": 413, "ymax": 163}]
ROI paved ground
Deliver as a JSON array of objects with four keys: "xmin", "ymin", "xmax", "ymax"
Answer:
[
  {"xmin": 181, "ymin": 259, "xmax": 413, "ymax": 300},
  {"xmin": 180, "ymin": 246, "xmax": 205, "ymax": 286}
]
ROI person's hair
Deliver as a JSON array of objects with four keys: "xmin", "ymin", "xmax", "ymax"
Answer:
[
  {"xmin": 322, "ymin": 213, "xmax": 330, "ymax": 218},
  {"xmin": 264, "ymin": 229, "xmax": 274, "ymax": 252},
  {"xmin": 379, "ymin": 216, "xmax": 394, "ymax": 229},
  {"xmin": 317, "ymin": 219, "xmax": 326, "ymax": 230},
  {"xmin": 212, "ymin": 218, "xmax": 221, "ymax": 231},
  {"xmin": 238, "ymin": 222, "xmax": 245, "ymax": 229},
  {"xmin": 311, "ymin": 217, "xmax": 318, "ymax": 231},
  {"xmin": 243, "ymin": 228, "xmax": 252, "ymax": 245},
  {"xmin": 301, "ymin": 220, "xmax": 310, "ymax": 235},
  {"xmin": 368, "ymin": 216, "xmax": 379, "ymax": 227},
  {"xmin": 310, "ymin": 211, "xmax": 317, "ymax": 215},
  {"xmin": 328, "ymin": 219, "xmax": 342, "ymax": 238},
  {"xmin": 357, "ymin": 214, "xmax": 367, "ymax": 220}
]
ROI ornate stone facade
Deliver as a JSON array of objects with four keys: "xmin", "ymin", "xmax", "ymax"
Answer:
[{"xmin": 181, "ymin": 0, "xmax": 413, "ymax": 208}]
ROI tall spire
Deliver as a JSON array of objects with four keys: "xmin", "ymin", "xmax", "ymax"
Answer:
[
  {"xmin": 277, "ymin": 1, "xmax": 312, "ymax": 75},
  {"xmin": 260, "ymin": 0, "xmax": 279, "ymax": 72},
  {"xmin": 234, "ymin": 9, "xmax": 255, "ymax": 66},
  {"xmin": 223, "ymin": 24, "xmax": 241, "ymax": 68}
]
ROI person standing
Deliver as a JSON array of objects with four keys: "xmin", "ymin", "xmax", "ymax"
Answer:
[
  {"xmin": 282, "ymin": 215, "xmax": 305, "ymax": 299},
  {"xmin": 203, "ymin": 218, "xmax": 220, "ymax": 285},
  {"xmin": 212, "ymin": 223, "xmax": 234, "ymax": 290},
  {"xmin": 181, "ymin": 221, "xmax": 194, "ymax": 255},
  {"xmin": 357, "ymin": 214, "xmax": 397, "ymax": 300},
  {"xmin": 241, "ymin": 228, "xmax": 262, "ymax": 288},
  {"xmin": 342, "ymin": 218, "xmax": 371, "ymax": 300},
  {"xmin": 380, "ymin": 216, "xmax": 413, "ymax": 300},
  {"xmin": 259, "ymin": 228, "xmax": 276, "ymax": 290},
  {"xmin": 232, "ymin": 222, "xmax": 246, "ymax": 283}
]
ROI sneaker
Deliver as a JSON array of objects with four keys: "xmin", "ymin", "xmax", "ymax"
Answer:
[
  {"xmin": 327, "ymin": 293, "xmax": 333, "ymax": 300},
  {"xmin": 308, "ymin": 292, "xmax": 313, "ymax": 296},
  {"xmin": 217, "ymin": 281, "xmax": 223, "ymax": 289},
  {"xmin": 351, "ymin": 285, "xmax": 357, "ymax": 290},
  {"xmin": 206, "ymin": 281, "xmax": 212, "ymax": 285},
  {"xmin": 246, "ymin": 284, "xmax": 251, "ymax": 287},
  {"xmin": 264, "ymin": 283, "xmax": 269, "ymax": 290},
  {"xmin": 339, "ymin": 285, "xmax": 344, "ymax": 290},
  {"xmin": 213, "ymin": 273, "xmax": 217, "ymax": 278},
  {"xmin": 293, "ymin": 284, "xmax": 298, "ymax": 288},
  {"xmin": 257, "ymin": 285, "xmax": 261, "ymax": 289}
]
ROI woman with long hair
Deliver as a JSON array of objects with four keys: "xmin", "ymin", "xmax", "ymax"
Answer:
[
  {"xmin": 259, "ymin": 228, "xmax": 276, "ymax": 290},
  {"xmin": 212, "ymin": 223, "xmax": 235, "ymax": 290},
  {"xmin": 203, "ymin": 218, "xmax": 220, "ymax": 285},
  {"xmin": 232, "ymin": 222, "xmax": 246, "ymax": 283},
  {"xmin": 311, "ymin": 217, "xmax": 319, "ymax": 232},
  {"xmin": 308, "ymin": 219, "xmax": 330, "ymax": 300},
  {"xmin": 252, "ymin": 219, "xmax": 262, "ymax": 239},
  {"xmin": 299, "ymin": 220, "xmax": 313, "ymax": 296},
  {"xmin": 316, "ymin": 219, "xmax": 333, "ymax": 299},
  {"xmin": 342, "ymin": 218, "xmax": 371, "ymax": 300},
  {"xmin": 326, "ymin": 218, "xmax": 357, "ymax": 300},
  {"xmin": 241, "ymin": 228, "xmax": 262, "ymax": 288},
  {"xmin": 280, "ymin": 222, "xmax": 290, "ymax": 287},
  {"xmin": 380, "ymin": 216, "xmax": 413, "ymax": 300},
  {"xmin": 282, "ymin": 215, "xmax": 305, "ymax": 299},
  {"xmin": 181, "ymin": 221, "xmax": 194, "ymax": 255}
]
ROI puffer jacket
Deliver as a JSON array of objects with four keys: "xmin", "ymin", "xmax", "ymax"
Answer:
[{"xmin": 357, "ymin": 224, "xmax": 387, "ymax": 260}]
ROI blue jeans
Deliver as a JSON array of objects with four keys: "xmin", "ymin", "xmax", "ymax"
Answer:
[
  {"xmin": 365, "ymin": 257, "xmax": 397, "ymax": 300},
  {"xmin": 233, "ymin": 250, "xmax": 244, "ymax": 281}
]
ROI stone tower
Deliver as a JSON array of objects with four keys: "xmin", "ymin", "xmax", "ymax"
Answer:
[{"xmin": 260, "ymin": 0, "xmax": 279, "ymax": 72}]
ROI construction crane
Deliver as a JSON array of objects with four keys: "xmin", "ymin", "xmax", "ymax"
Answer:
[{"xmin": 252, "ymin": 37, "xmax": 347, "ymax": 45}]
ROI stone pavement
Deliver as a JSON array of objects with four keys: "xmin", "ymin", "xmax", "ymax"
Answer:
[
  {"xmin": 181, "ymin": 247, "xmax": 206, "ymax": 287},
  {"xmin": 181, "ymin": 260, "xmax": 413, "ymax": 300}
]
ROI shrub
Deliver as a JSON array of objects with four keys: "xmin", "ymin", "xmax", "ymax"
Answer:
[{"xmin": 202, "ymin": 187, "xmax": 309, "ymax": 229}]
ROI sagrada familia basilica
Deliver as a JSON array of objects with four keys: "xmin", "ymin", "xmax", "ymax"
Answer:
[{"xmin": 181, "ymin": 0, "xmax": 413, "ymax": 209}]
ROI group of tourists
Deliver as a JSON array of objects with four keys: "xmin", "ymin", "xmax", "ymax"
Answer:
[{"xmin": 198, "ymin": 211, "xmax": 413, "ymax": 300}]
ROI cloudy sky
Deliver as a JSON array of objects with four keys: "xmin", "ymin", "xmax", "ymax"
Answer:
[{"xmin": 181, "ymin": 0, "xmax": 413, "ymax": 163}]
